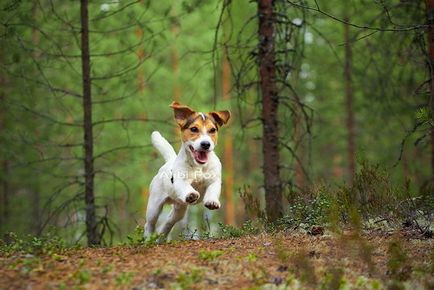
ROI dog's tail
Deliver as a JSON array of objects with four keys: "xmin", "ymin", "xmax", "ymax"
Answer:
[{"xmin": 151, "ymin": 131, "xmax": 177, "ymax": 162}]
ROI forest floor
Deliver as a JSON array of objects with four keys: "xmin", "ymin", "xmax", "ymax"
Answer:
[{"xmin": 0, "ymin": 229, "xmax": 432, "ymax": 290}]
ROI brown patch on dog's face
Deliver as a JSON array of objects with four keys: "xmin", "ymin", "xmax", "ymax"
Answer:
[
  {"xmin": 181, "ymin": 117, "xmax": 218, "ymax": 144},
  {"xmin": 169, "ymin": 102, "xmax": 195, "ymax": 128},
  {"xmin": 208, "ymin": 110, "xmax": 231, "ymax": 127}
]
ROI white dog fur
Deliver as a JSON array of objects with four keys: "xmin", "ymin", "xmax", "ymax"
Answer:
[{"xmin": 144, "ymin": 103, "xmax": 230, "ymax": 239}]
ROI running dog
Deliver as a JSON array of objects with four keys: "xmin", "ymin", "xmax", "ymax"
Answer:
[{"xmin": 144, "ymin": 102, "xmax": 230, "ymax": 239}]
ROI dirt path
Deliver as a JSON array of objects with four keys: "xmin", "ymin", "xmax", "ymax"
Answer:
[{"xmin": 0, "ymin": 231, "xmax": 432, "ymax": 289}]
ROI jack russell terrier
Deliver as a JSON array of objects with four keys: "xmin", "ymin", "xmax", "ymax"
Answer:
[{"xmin": 144, "ymin": 102, "xmax": 231, "ymax": 239}]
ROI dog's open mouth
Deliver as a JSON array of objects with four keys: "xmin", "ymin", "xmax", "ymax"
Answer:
[{"xmin": 189, "ymin": 145, "xmax": 208, "ymax": 164}]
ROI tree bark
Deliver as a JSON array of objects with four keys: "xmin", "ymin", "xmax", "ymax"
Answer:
[
  {"xmin": 80, "ymin": 0, "xmax": 100, "ymax": 246},
  {"xmin": 222, "ymin": 47, "xmax": 235, "ymax": 225},
  {"xmin": 258, "ymin": 0, "xmax": 283, "ymax": 221},
  {"xmin": 425, "ymin": 0, "xmax": 434, "ymax": 190},
  {"xmin": 344, "ymin": 15, "xmax": 356, "ymax": 184}
]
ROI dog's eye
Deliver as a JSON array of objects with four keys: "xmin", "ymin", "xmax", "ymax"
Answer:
[
  {"xmin": 209, "ymin": 128, "xmax": 216, "ymax": 133},
  {"xmin": 190, "ymin": 127, "xmax": 199, "ymax": 133}
]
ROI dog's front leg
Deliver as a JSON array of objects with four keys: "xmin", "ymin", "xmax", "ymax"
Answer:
[
  {"xmin": 173, "ymin": 178, "xmax": 200, "ymax": 204},
  {"xmin": 203, "ymin": 179, "xmax": 221, "ymax": 210}
]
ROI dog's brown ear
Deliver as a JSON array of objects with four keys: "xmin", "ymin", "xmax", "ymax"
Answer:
[
  {"xmin": 209, "ymin": 110, "xmax": 231, "ymax": 127},
  {"xmin": 169, "ymin": 102, "xmax": 195, "ymax": 127}
]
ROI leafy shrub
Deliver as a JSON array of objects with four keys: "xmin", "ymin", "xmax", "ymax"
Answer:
[
  {"xmin": 0, "ymin": 231, "xmax": 67, "ymax": 256},
  {"xmin": 125, "ymin": 225, "xmax": 160, "ymax": 246},
  {"xmin": 218, "ymin": 220, "xmax": 260, "ymax": 238}
]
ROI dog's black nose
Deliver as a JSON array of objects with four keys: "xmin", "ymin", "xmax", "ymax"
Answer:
[{"xmin": 200, "ymin": 141, "xmax": 211, "ymax": 150}]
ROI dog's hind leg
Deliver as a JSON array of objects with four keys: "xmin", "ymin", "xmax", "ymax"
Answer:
[
  {"xmin": 158, "ymin": 203, "xmax": 187, "ymax": 240},
  {"xmin": 144, "ymin": 191, "xmax": 166, "ymax": 238}
]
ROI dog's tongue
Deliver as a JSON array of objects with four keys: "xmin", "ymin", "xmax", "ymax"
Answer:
[{"xmin": 194, "ymin": 150, "xmax": 208, "ymax": 164}]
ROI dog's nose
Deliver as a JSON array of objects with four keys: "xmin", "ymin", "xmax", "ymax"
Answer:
[{"xmin": 200, "ymin": 141, "xmax": 211, "ymax": 150}]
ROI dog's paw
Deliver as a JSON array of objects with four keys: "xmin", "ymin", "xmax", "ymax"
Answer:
[
  {"xmin": 185, "ymin": 192, "xmax": 200, "ymax": 204},
  {"xmin": 204, "ymin": 200, "xmax": 221, "ymax": 210}
]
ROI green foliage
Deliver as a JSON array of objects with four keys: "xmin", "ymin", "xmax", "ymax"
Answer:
[
  {"xmin": 277, "ymin": 161, "xmax": 433, "ymax": 233},
  {"xmin": 218, "ymin": 220, "xmax": 260, "ymax": 238},
  {"xmin": 175, "ymin": 268, "xmax": 203, "ymax": 290},
  {"xmin": 246, "ymin": 252, "xmax": 257, "ymax": 262},
  {"xmin": 282, "ymin": 187, "xmax": 332, "ymax": 229},
  {"xmin": 198, "ymin": 249, "xmax": 223, "ymax": 261},
  {"xmin": 125, "ymin": 225, "xmax": 146, "ymax": 245},
  {"xmin": 73, "ymin": 269, "xmax": 92, "ymax": 285},
  {"xmin": 115, "ymin": 272, "xmax": 135, "ymax": 287},
  {"xmin": 125, "ymin": 225, "xmax": 161, "ymax": 247},
  {"xmin": 416, "ymin": 107, "xmax": 431, "ymax": 123},
  {"xmin": 0, "ymin": 232, "xmax": 67, "ymax": 256}
]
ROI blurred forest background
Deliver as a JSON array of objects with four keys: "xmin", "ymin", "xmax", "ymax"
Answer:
[{"xmin": 0, "ymin": 0, "xmax": 432, "ymax": 246}]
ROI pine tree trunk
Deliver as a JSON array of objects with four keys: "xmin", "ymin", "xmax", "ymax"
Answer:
[
  {"xmin": 258, "ymin": 0, "xmax": 283, "ymax": 221},
  {"xmin": 222, "ymin": 48, "xmax": 235, "ymax": 225},
  {"xmin": 344, "ymin": 15, "xmax": 356, "ymax": 184},
  {"xmin": 425, "ymin": 0, "xmax": 434, "ymax": 190},
  {"xmin": 80, "ymin": 0, "xmax": 99, "ymax": 246}
]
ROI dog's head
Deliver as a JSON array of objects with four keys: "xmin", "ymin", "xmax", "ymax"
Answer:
[{"xmin": 170, "ymin": 101, "xmax": 230, "ymax": 165}]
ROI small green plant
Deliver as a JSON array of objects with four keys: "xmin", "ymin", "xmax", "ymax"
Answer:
[
  {"xmin": 101, "ymin": 264, "xmax": 113, "ymax": 274},
  {"xmin": 125, "ymin": 226, "xmax": 162, "ymax": 247},
  {"xmin": 219, "ymin": 220, "xmax": 260, "ymax": 238},
  {"xmin": 416, "ymin": 107, "xmax": 431, "ymax": 123},
  {"xmin": 126, "ymin": 225, "xmax": 146, "ymax": 245},
  {"xmin": 175, "ymin": 268, "xmax": 203, "ymax": 290},
  {"xmin": 115, "ymin": 271, "xmax": 134, "ymax": 287},
  {"xmin": 73, "ymin": 269, "xmax": 92, "ymax": 285},
  {"xmin": 198, "ymin": 249, "xmax": 223, "ymax": 261},
  {"xmin": 246, "ymin": 252, "xmax": 257, "ymax": 262}
]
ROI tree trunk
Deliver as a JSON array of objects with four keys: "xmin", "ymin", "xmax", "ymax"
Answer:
[
  {"xmin": 222, "ymin": 47, "xmax": 235, "ymax": 225},
  {"xmin": 80, "ymin": 0, "xmax": 100, "ymax": 246},
  {"xmin": 425, "ymin": 0, "xmax": 434, "ymax": 190},
  {"xmin": 344, "ymin": 15, "xmax": 356, "ymax": 184},
  {"xmin": 258, "ymin": 0, "xmax": 283, "ymax": 221}
]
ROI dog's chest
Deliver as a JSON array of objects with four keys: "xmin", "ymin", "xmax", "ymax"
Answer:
[{"xmin": 187, "ymin": 168, "xmax": 211, "ymax": 192}]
